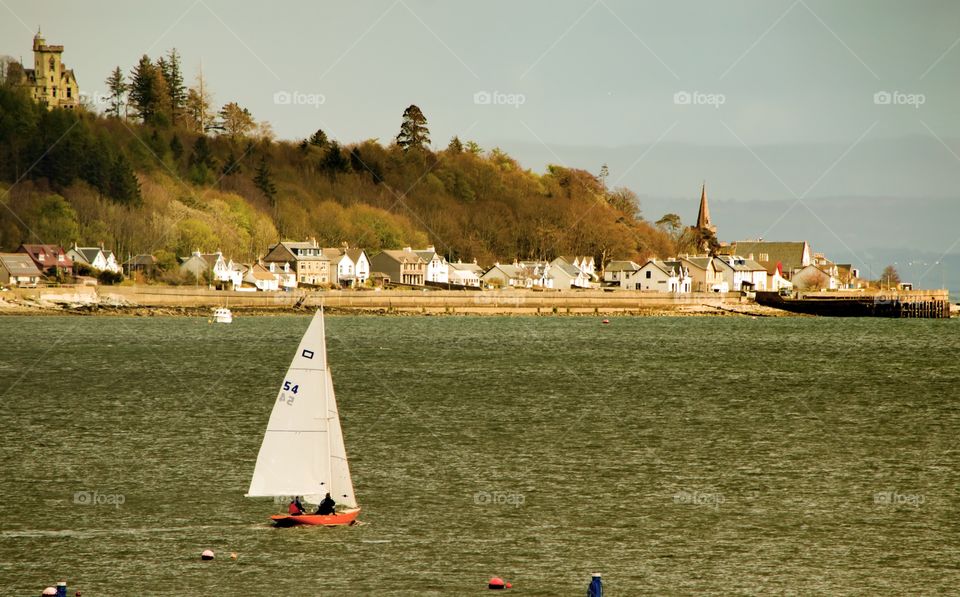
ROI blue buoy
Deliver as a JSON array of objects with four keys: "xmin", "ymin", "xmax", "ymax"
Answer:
[{"xmin": 587, "ymin": 573, "xmax": 602, "ymax": 597}]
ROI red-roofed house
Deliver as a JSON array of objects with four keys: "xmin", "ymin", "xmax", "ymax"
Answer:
[{"xmin": 17, "ymin": 244, "xmax": 73, "ymax": 275}]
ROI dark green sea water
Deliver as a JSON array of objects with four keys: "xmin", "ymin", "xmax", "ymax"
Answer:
[{"xmin": 1, "ymin": 315, "xmax": 958, "ymax": 595}]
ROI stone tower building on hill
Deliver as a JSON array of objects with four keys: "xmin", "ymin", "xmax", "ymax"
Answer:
[{"xmin": 22, "ymin": 29, "xmax": 79, "ymax": 110}]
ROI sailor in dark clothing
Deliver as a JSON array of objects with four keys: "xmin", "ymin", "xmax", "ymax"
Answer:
[
  {"xmin": 316, "ymin": 492, "xmax": 336, "ymax": 515},
  {"xmin": 288, "ymin": 496, "xmax": 304, "ymax": 515}
]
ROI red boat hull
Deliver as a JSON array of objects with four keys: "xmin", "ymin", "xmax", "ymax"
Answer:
[{"xmin": 270, "ymin": 508, "xmax": 361, "ymax": 527}]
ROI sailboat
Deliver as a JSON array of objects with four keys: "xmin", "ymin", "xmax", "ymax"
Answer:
[{"xmin": 246, "ymin": 309, "xmax": 360, "ymax": 526}]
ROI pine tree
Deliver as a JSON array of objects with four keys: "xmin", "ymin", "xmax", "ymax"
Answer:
[
  {"xmin": 322, "ymin": 141, "xmax": 350, "ymax": 178},
  {"xmin": 161, "ymin": 48, "xmax": 186, "ymax": 125},
  {"xmin": 396, "ymin": 104, "xmax": 430, "ymax": 151},
  {"xmin": 253, "ymin": 156, "xmax": 277, "ymax": 205},
  {"xmin": 104, "ymin": 66, "xmax": 127, "ymax": 119},
  {"xmin": 128, "ymin": 55, "xmax": 166, "ymax": 125},
  {"xmin": 189, "ymin": 136, "xmax": 216, "ymax": 170},
  {"xmin": 309, "ymin": 128, "xmax": 328, "ymax": 147},
  {"xmin": 447, "ymin": 136, "xmax": 463, "ymax": 153},
  {"xmin": 222, "ymin": 150, "xmax": 242, "ymax": 176},
  {"xmin": 169, "ymin": 134, "xmax": 183, "ymax": 160},
  {"xmin": 108, "ymin": 153, "xmax": 142, "ymax": 205}
]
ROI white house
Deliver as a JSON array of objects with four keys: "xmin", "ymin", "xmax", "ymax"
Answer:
[
  {"xmin": 792, "ymin": 264, "xmax": 839, "ymax": 290},
  {"xmin": 179, "ymin": 250, "xmax": 231, "ymax": 284},
  {"xmin": 244, "ymin": 263, "xmax": 280, "ymax": 291},
  {"xmin": 321, "ymin": 247, "xmax": 371, "ymax": 287},
  {"xmin": 68, "ymin": 244, "xmax": 122, "ymax": 274},
  {"xmin": 714, "ymin": 255, "xmax": 768, "ymax": 291},
  {"xmin": 414, "ymin": 246, "xmax": 449, "ymax": 284},
  {"xmin": 448, "ymin": 260, "xmax": 483, "ymax": 288},
  {"xmin": 227, "ymin": 261, "xmax": 247, "ymax": 289},
  {"xmin": 549, "ymin": 260, "xmax": 591, "ymax": 289},
  {"xmin": 481, "ymin": 262, "xmax": 552, "ymax": 288},
  {"xmin": 625, "ymin": 259, "xmax": 691, "ymax": 292},
  {"xmin": 603, "ymin": 260, "xmax": 641, "ymax": 285},
  {"xmin": 549, "ymin": 257, "xmax": 592, "ymax": 289}
]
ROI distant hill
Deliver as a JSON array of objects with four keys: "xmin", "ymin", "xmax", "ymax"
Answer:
[{"xmin": 0, "ymin": 83, "xmax": 673, "ymax": 269}]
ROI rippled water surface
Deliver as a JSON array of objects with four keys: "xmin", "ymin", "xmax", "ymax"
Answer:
[{"xmin": 1, "ymin": 315, "xmax": 958, "ymax": 595}]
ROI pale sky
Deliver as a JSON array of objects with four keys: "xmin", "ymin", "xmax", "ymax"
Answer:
[{"xmin": 3, "ymin": 0, "xmax": 960, "ymax": 267}]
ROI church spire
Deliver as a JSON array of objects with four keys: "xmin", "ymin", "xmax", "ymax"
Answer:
[{"xmin": 696, "ymin": 182, "xmax": 716, "ymax": 233}]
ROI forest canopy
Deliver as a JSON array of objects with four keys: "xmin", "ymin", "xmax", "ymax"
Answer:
[{"xmin": 0, "ymin": 51, "xmax": 679, "ymax": 266}]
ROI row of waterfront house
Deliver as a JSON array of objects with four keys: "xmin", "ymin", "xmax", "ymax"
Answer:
[{"xmin": 1, "ymin": 238, "xmax": 861, "ymax": 293}]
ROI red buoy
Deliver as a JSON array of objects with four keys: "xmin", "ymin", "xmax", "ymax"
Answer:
[
  {"xmin": 488, "ymin": 576, "xmax": 506, "ymax": 590},
  {"xmin": 602, "ymin": 319, "xmax": 610, "ymax": 324}
]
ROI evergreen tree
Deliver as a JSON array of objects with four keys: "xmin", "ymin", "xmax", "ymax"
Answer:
[
  {"xmin": 104, "ymin": 66, "xmax": 127, "ymax": 119},
  {"xmin": 309, "ymin": 128, "xmax": 328, "ymax": 147},
  {"xmin": 83, "ymin": 137, "xmax": 112, "ymax": 197},
  {"xmin": 147, "ymin": 129, "xmax": 168, "ymax": 159},
  {"xmin": 187, "ymin": 135, "xmax": 216, "ymax": 184},
  {"xmin": 447, "ymin": 136, "xmax": 463, "ymax": 153},
  {"xmin": 161, "ymin": 48, "xmax": 186, "ymax": 125},
  {"xmin": 322, "ymin": 141, "xmax": 350, "ymax": 178},
  {"xmin": 108, "ymin": 153, "xmax": 142, "ymax": 205},
  {"xmin": 253, "ymin": 156, "xmax": 277, "ymax": 205},
  {"xmin": 189, "ymin": 135, "xmax": 216, "ymax": 170},
  {"xmin": 349, "ymin": 147, "xmax": 365, "ymax": 172},
  {"xmin": 298, "ymin": 139, "xmax": 309, "ymax": 153},
  {"xmin": 169, "ymin": 134, "xmax": 183, "ymax": 160},
  {"xmin": 128, "ymin": 55, "xmax": 166, "ymax": 125},
  {"xmin": 396, "ymin": 104, "xmax": 430, "ymax": 151},
  {"xmin": 222, "ymin": 150, "xmax": 242, "ymax": 176}
]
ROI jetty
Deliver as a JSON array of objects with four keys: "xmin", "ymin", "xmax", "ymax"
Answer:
[{"xmin": 755, "ymin": 289, "xmax": 951, "ymax": 319}]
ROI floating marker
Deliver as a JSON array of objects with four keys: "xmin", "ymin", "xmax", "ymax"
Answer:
[
  {"xmin": 488, "ymin": 577, "xmax": 511, "ymax": 590},
  {"xmin": 201, "ymin": 549, "xmax": 215, "ymax": 561},
  {"xmin": 42, "ymin": 588, "xmax": 56, "ymax": 596},
  {"xmin": 230, "ymin": 552, "xmax": 238, "ymax": 560}
]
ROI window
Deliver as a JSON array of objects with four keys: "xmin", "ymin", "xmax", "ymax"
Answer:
[{"xmin": 646, "ymin": 271, "xmax": 652, "ymax": 279}]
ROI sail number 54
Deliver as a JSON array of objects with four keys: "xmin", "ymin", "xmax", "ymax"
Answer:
[{"xmin": 279, "ymin": 380, "xmax": 299, "ymax": 405}]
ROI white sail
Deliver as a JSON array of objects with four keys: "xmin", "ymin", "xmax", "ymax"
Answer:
[{"xmin": 247, "ymin": 310, "xmax": 356, "ymax": 507}]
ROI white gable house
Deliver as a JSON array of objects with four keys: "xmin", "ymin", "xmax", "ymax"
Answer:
[{"xmin": 625, "ymin": 259, "xmax": 691, "ymax": 292}]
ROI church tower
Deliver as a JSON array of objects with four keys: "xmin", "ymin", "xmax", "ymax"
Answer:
[
  {"xmin": 695, "ymin": 183, "xmax": 716, "ymax": 235},
  {"xmin": 690, "ymin": 183, "xmax": 718, "ymax": 254}
]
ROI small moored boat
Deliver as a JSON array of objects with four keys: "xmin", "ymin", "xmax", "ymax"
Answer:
[{"xmin": 213, "ymin": 307, "xmax": 232, "ymax": 324}]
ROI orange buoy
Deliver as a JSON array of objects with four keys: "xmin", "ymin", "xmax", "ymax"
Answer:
[
  {"xmin": 201, "ymin": 549, "xmax": 215, "ymax": 561},
  {"xmin": 488, "ymin": 576, "xmax": 511, "ymax": 590},
  {"xmin": 602, "ymin": 319, "xmax": 610, "ymax": 324}
]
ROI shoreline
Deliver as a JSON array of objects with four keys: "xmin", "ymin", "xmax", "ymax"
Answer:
[{"xmin": 0, "ymin": 286, "xmax": 794, "ymax": 317}]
